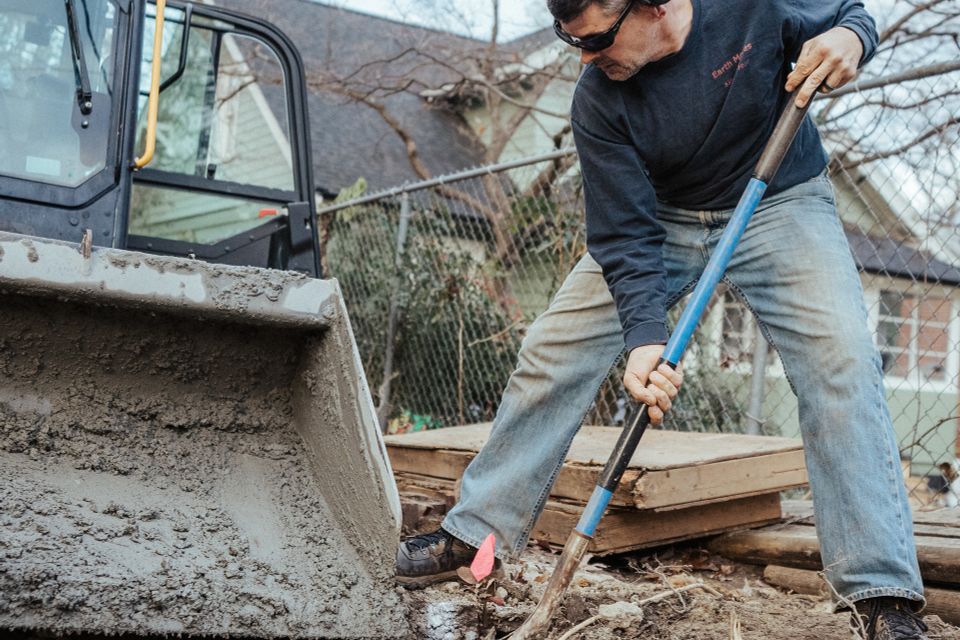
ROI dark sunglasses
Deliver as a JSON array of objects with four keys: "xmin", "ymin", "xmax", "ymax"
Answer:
[{"xmin": 553, "ymin": 0, "xmax": 636, "ymax": 52}]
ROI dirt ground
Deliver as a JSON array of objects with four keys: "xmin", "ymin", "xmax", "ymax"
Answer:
[{"xmin": 404, "ymin": 544, "xmax": 960, "ymax": 640}]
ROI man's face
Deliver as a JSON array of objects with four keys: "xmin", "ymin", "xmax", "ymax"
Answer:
[{"xmin": 560, "ymin": 3, "xmax": 659, "ymax": 81}]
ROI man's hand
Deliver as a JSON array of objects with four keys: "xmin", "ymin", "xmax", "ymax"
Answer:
[
  {"xmin": 623, "ymin": 345, "xmax": 683, "ymax": 426},
  {"xmin": 785, "ymin": 27, "xmax": 863, "ymax": 108}
]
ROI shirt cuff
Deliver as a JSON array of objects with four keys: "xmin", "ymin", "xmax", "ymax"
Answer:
[{"xmin": 623, "ymin": 320, "xmax": 669, "ymax": 353}]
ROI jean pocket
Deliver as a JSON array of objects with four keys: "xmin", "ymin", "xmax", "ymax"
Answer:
[{"xmin": 810, "ymin": 167, "xmax": 831, "ymax": 183}]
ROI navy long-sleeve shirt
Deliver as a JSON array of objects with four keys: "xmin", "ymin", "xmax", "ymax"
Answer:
[{"xmin": 571, "ymin": 0, "xmax": 878, "ymax": 352}]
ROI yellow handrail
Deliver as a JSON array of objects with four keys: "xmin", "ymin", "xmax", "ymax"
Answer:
[{"xmin": 134, "ymin": 0, "xmax": 166, "ymax": 169}]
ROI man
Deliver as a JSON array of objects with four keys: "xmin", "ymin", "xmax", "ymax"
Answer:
[{"xmin": 397, "ymin": 1, "xmax": 928, "ymax": 637}]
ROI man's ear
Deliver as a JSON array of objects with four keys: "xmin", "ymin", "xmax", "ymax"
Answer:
[{"xmin": 638, "ymin": 4, "xmax": 668, "ymax": 20}]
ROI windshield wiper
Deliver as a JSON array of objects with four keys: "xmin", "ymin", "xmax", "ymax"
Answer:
[{"xmin": 64, "ymin": 0, "xmax": 93, "ymax": 115}]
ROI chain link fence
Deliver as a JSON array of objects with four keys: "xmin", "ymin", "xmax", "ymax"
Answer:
[{"xmin": 319, "ymin": 64, "xmax": 960, "ymax": 507}]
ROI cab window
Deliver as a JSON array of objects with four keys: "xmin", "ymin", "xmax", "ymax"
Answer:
[
  {"xmin": 130, "ymin": 8, "xmax": 296, "ymax": 245},
  {"xmin": 0, "ymin": 0, "xmax": 117, "ymax": 187}
]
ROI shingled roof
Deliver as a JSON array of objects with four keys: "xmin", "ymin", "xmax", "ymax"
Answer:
[
  {"xmin": 216, "ymin": 0, "xmax": 548, "ymax": 196},
  {"xmin": 846, "ymin": 226, "xmax": 960, "ymax": 287}
]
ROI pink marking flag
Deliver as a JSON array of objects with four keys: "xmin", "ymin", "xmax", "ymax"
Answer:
[{"xmin": 470, "ymin": 533, "xmax": 496, "ymax": 582}]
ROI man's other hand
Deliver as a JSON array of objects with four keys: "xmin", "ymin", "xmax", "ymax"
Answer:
[
  {"xmin": 623, "ymin": 345, "xmax": 683, "ymax": 426},
  {"xmin": 785, "ymin": 26, "xmax": 863, "ymax": 108}
]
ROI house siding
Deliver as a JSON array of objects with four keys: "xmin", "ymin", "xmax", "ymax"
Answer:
[{"xmin": 707, "ymin": 271, "xmax": 960, "ymax": 476}]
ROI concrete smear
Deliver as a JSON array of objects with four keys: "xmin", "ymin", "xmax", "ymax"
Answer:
[{"xmin": 0, "ymin": 294, "xmax": 407, "ymax": 638}]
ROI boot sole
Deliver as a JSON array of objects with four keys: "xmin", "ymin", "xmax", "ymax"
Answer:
[{"xmin": 396, "ymin": 565, "xmax": 505, "ymax": 590}]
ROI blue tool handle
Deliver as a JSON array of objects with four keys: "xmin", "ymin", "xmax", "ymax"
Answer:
[
  {"xmin": 575, "ymin": 90, "xmax": 815, "ymax": 538},
  {"xmin": 661, "ymin": 178, "xmax": 767, "ymax": 364},
  {"xmin": 663, "ymin": 89, "xmax": 813, "ymax": 363}
]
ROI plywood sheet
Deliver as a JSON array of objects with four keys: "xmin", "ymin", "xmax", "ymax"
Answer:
[
  {"xmin": 386, "ymin": 423, "xmax": 802, "ymax": 470},
  {"xmin": 386, "ymin": 424, "xmax": 808, "ymax": 510}
]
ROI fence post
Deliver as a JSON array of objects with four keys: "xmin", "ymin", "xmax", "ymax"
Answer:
[
  {"xmin": 745, "ymin": 323, "xmax": 768, "ymax": 435},
  {"xmin": 376, "ymin": 192, "xmax": 412, "ymax": 431}
]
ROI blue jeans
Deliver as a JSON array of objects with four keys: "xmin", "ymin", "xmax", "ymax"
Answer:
[{"xmin": 442, "ymin": 172, "xmax": 924, "ymax": 606}]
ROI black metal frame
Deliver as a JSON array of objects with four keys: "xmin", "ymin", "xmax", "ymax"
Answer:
[
  {"xmin": 158, "ymin": 3, "xmax": 192, "ymax": 93},
  {"xmin": 0, "ymin": 0, "xmax": 322, "ymax": 276},
  {"xmin": 135, "ymin": 168, "xmax": 298, "ymax": 203},
  {"xmin": 193, "ymin": 28, "xmax": 221, "ymax": 179},
  {"xmin": 129, "ymin": 215, "xmax": 285, "ymax": 259}
]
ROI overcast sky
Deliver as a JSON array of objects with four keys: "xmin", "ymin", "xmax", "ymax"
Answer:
[
  {"xmin": 319, "ymin": 0, "xmax": 553, "ymax": 41},
  {"xmin": 318, "ymin": 1, "xmax": 912, "ymax": 42}
]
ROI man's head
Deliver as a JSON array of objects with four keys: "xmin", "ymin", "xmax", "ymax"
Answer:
[{"xmin": 549, "ymin": 0, "xmax": 680, "ymax": 81}]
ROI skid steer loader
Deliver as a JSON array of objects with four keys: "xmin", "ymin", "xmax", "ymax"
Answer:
[{"xmin": 0, "ymin": 1, "xmax": 405, "ymax": 636}]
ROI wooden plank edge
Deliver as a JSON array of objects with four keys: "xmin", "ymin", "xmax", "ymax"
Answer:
[
  {"xmin": 762, "ymin": 565, "xmax": 960, "ymax": 626},
  {"xmin": 646, "ymin": 484, "xmax": 808, "ymax": 513},
  {"xmin": 389, "ymin": 448, "xmax": 641, "ymax": 506},
  {"xmin": 633, "ymin": 451, "xmax": 808, "ymax": 509},
  {"xmin": 774, "ymin": 507, "xmax": 960, "ymax": 541},
  {"xmin": 782, "ymin": 500, "xmax": 960, "ymax": 538},
  {"xmin": 532, "ymin": 493, "xmax": 783, "ymax": 556},
  {"xmin": 709, "ymin": 525, "xmax": 960, "ymax": 586},
  {"xmin": 385, "ymin": 426, "xmax": 803, "ymax": 465}
]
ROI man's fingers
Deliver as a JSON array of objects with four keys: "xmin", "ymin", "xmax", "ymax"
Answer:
[
  {"xmin": 625, "ymin": 377, "xmax": 665, "ymax": 410},
  {"xmin": 624, "ymin": 375, "xmax": 653, "ymax": 405},
  {"xmin": 651, "ymin": 385, "xmax": 672, "ymax": 414},
  {"xmin": 785, "ymin": 40, "xmax": 822, "ymax": 92},
  {"xmin": 626, "ymin": 376, "xmax": 672, "ymax": 429},
  {"xmin": 788, "ymin": 28, "xmax": 863, "ymax": 105},
  {"xmin": 787, "ymin": 36, "xmax": 834, "ymax": 105},
  {"xmin": 783, "ymin": 43, "xmax": 808, "ymax": 91},
  {"xmin": 795, "ymin": 63, "xmax": 830, "ymax": 107},
  {"xmin": 655, "ymin": 362, "xmax": 683, "ymax": 389},
  {"xmin": 623, "ymin": 345, "xmax": 672, "ymax": 425},
  {"xmin": 821, "ymin": 65, "xmax": 852, "ymax": 93},
  {"xmin": 649, "ymin": 370, "xmax": 678, "ymax": 399},
  {"xmin": 647, "ymin": 405, "xmax": 664, "ymax": 426}
]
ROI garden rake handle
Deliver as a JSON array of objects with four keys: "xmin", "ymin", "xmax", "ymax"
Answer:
[{"xmin": 510, "ymin": 89, "xmax": 818, "ymax": 640}]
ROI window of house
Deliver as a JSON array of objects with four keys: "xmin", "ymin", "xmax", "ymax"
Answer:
[{"xmin": 876, "ymin": 290, "xmax": 951, "ymax": 383}]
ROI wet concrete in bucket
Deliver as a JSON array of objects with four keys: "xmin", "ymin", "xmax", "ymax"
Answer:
[{"xmin": 0, "ymin": 294, "xmax": 408, "ymax": 638}]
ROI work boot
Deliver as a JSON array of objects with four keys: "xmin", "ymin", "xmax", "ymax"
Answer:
[
  {"xmin": 852, "ymin": 597, "xmax": 929, "ymax": 640},
  {"xmin": 395, "ymin": 528, "xmax": 501, "ymax": 588}
]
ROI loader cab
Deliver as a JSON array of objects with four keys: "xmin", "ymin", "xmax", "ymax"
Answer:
[{"xmin": 0, "ymin": 0, "xmax": 321, "ymax": 276}]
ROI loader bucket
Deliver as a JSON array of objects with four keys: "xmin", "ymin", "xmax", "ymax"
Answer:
[{"xmin": 0, "ymin": 231, "xmax": 407, "ymax": 638}]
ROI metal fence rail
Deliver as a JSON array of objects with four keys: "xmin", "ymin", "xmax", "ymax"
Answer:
[{"xmin": 320, "ymin": 66, "xmax": 960, "ymax": 506}]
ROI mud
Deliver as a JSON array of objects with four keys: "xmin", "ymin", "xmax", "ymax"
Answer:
[
  {"xmin": 0, "ymin": 293, "xmax": 407, "ymax": 638},
  {"xmin": 404, "ymin": 548, "xmax": 960, "ymax": 640}
]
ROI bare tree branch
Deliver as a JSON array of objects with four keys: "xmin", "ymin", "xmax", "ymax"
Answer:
[
  {"xmin": 839, "ymin": 114, "xmax": 960, "ymax": 170},
  {"xmin": 826, "ymin": 60, "xmax": 960, "ymax": 98},
  {"xmin": 879, "ymin": 0, "xmax": 953, "ymax": 42}
]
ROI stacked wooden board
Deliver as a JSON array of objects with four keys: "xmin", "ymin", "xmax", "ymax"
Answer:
[
  {"xmin": 385, "ymin": 423, "xmax": 810, "ymax": 555},
  {"xmin": 710, "ymin": 500, "xmax": 960, "ymax": 584},
  {"xmin": 710, "ymin": 500, "xmax": 960, "ymax": 624}
]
